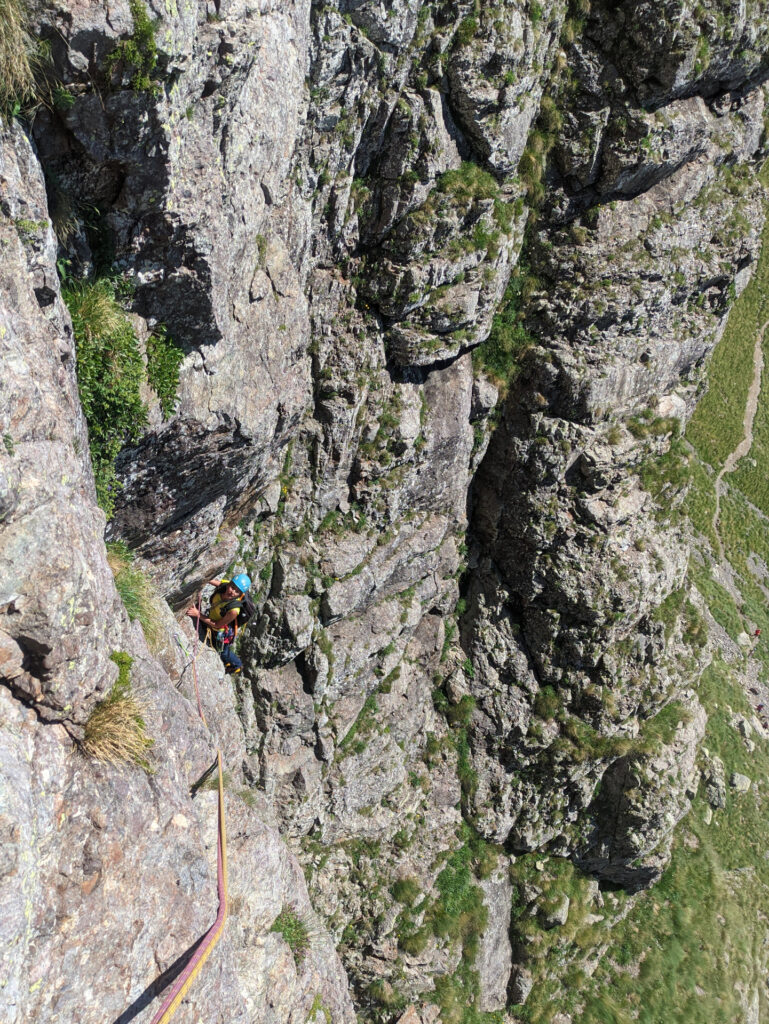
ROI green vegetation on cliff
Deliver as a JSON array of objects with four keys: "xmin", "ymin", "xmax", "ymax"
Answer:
[
  {"xmin": 83, "ymin": 651, "xmax": 154, "ymax": 769},
  {"xmin": 145, "ymin": 324, "xmax": 185, "ymax": 419},
  {"xmin": 106, "ymin": 541, "xmax": 164, "ymax": 652},
  {"xmin": 105, "ymin": 0, "xmax": 158, "ymax": 91},
  {"xmin": 0, "ymin": 0, "xmax": 36, "ymax": 116},
  {"xmin": 270, "ymin": 906, "xmax": 310, "ymax": 965},
  {"xmin": 64, "ymin": 277, "xmax": 183, "ymax": 516},
  {"xmin": 64, "ymin": 278, "xmax": 147, "ymax": 516},
  {"xmin": 686, "ymin": 202, "xmax": 769, "ymax": 471},
  {"xmin": 513, "ymin": 183, "xmax": 769, "ymax": 1024},
  {"xmin": 580, "ymin": 199, "xmax": 769, "ymax": 1022},
  {"xmin": 472, "ymin": 264, "xmax": 536, "ymax": 392},
  {"xmin": 543, "ymin": 659, "xmax": 769, "ymax": 1024},
  {"xmin": 578, "ymin": 197, "xmax": 769, "ymax": 1024}
]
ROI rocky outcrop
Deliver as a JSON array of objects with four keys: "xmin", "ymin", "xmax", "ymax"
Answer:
[
  {"xmin": 462, "ymin": 0, "xmax": 768, "ymax": 887},
  {"xmin": 3, "ymin": 0, "xmax": 769, "ymax": 1020},
  {"xmin": 476, "ymin": 867, "xmax": 513, "ymax": 1011},
  {"xmin": 0, "ymin": 120, "xmax": 353, "ymax": 1024},
  {"xmin": 33, "ymin": 0, "xmax": 315, "ymax": 601}
]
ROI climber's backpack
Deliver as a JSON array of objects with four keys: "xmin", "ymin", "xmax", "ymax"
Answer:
[
  {"xmin": 235, "ymin": 590, "xmax": 256, "ymax": 628},
  {"xmin": 213, "ymin": 581, "xmax": 256, "ymax": 631}
]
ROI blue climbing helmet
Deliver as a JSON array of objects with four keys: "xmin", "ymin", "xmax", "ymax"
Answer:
[{"xmin": 232, "ymin": 573, "xmax": 251, "ymax": 594}]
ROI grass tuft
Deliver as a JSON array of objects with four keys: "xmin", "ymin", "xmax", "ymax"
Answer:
[
  {"xmin": 83, "ymin": 652, "xmax": 154, "ymax": 770},
  {"xmin": 437, "ymin": 161, "xmax": 499, "ymax": 203},
  {"xmin": 65, "ymin": 277, "xmax": 129, "ymax": 343},
  {"xmin": 391, "ymin": 876, "xmax": 421, "ymax": 905},
  {"xmin": 106, "ymin": 542, "xmax": 164, "ymax": 652},
  {"xmin": 0, "ymin": 0, "xmax": 36, "ymax": 116},
  {"xmin": 270, "ymin": 906, "xmax": 310, "ymax": 966}
]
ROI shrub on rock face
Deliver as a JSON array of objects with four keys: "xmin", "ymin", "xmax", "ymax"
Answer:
[
  {"xmin": 0, "ymin": 0, "xmax": 36, "ymax": 116},
  {"xmin": 83, "ymin": 652, "xmax": 154, "ymax": 770},
  {"xmin": 145, "ymin": 324, "xmax": 184, "ymax": 420},
  {"xmin": 270, "ymin": 906, "xmax": 310, "ymax": 966},
  {"xmin": 65, "ymin": 277, "xmax": 183, "ymax": 513},
  {"xmin": 64, "ymin": 279, "xmax": 147, "ymax": 517},
  {"xmin": 106, "ymin": 542, "xmax": 164, "ymax": 653},
  {"xmin": 105, "ymin": 0, "xmax": 158, "ymax": 92}
]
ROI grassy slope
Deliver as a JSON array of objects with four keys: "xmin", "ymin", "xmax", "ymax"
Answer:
[
  {"xmin": 729, "ymin": 179, "xmax": 769, "ymax": 515},
  {"xmin": 686, "ymin": 201, "xmax": 769, "ymax": 472},
  {"xmin": 512, "ymin": 198, "xmax": 769, "ymax": 1023},
  {"xmin": 514, "ymin": 654, "xmax": 769, "ymax": 1024},
  {"xmin": 577, "ymin": 660, "xmax": 769, "ymax": 1024}
]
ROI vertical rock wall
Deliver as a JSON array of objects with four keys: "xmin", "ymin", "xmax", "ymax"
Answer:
[
  {"xmin": 2, "ymin": 0, "xmax": 769, "ymax": 1020},
  {"xmin": 465, "ymin": 0, "xmax": 768, "ymax": 886},
  {"xmin": 0, "ymin": 120, "xmax": 354, "ymax": 1023}
]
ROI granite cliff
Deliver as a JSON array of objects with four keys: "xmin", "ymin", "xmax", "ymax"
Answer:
[{"xmin": 2, "ymin": 1, "xmax": 769, "ymax": 1022}]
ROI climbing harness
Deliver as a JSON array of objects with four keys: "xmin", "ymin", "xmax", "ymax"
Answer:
[{"xmin": 148, "ymin": 595, "xmax": 229, "ymax": 1024}]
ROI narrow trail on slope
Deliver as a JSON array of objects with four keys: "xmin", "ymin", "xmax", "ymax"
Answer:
[{"xmin": 712, "ymin": 318, "xmax": 768, "ymax": 564}]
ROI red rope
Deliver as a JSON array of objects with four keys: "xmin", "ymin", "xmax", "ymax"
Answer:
[
  {"xmin": 149, "ymin": 753, "xmax": 228, "ymax": 1024},
  {"xmin": 145, "ymin": 590, "xmax": 227, "ymax": 1024}
]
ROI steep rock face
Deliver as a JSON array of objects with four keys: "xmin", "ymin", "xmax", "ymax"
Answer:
[
  {"xmin": 11, "ymin": 1, "xmax": 575, "ymax": 1014},
  {"xmin": 33, "ymin": 0, "xmax": 314, "ymax": 600},
  {"xmin": 464, "ymin": 0, "xmax": 768, "ymax": 885},
  {"xmin": 4, "ymin": 0, "xmax": 769, "ymax": 1020},
  {"xmin": 304, "ymin": 0, "xmax": 568, "ymax": 368},
  {"xmin": 0, "ymin": 122, "xmax": 108, "ymax": 727},
  {"xmin": 0, "ymin": 122, "xmax": 354, "ymax": 1024}
]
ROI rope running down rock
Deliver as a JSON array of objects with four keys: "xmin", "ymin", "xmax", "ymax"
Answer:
[{"xmin": 149, "ymin": 594, "xmax": 229, "ymax": 1024}]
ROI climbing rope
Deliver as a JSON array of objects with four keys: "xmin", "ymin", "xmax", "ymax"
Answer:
[{"xmin": 149, "ymin": 594, "xmax": 229, "ymax": 1024}]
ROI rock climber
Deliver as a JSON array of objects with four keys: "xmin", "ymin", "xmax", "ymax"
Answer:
[{"xmin": 186, "ymin": 573, "xmax": 252, "ymax": 675}]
